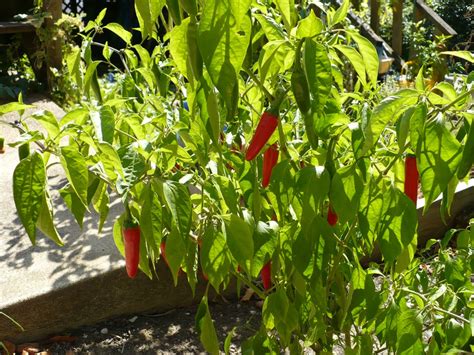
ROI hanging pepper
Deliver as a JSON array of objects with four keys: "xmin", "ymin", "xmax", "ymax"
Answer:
[
  {"xmin": 404, "ymin": 154, "xmax": 419, "ymax": 206},
  {"xmin": 160, "ymin": 241, "xmax": 169, "ymax": 266},
  {"xmin": 327, "ymin": 203, "xmax": 338, "ymax": 226},
  {"xmin": 123, "ymin": 223, "xmax": 140, "ymax": 279},
  {"xmin": 245, "ymin": 90, "xmax": 285, "ymax": 161},
  {"xmin": 291, "ymin": 40, "xmax": 311, "ymax": 114},
  {"xmin": 245, "ymin": 112, "xmax": 279, "ymax": 161},
  {"xmin": 261, "ymin": 261, "xmax": 272, "ymax": 290},
  {"xmin": 0, "ymin": 137, "xmax": 5, "ymax": 154},
  {"xmin": 187, "ymin": 17, "xmax": 203, "ymax": 80},
  {"xmin": 262, "ymin": 144, "xmax": 279, "ymax": 188}
]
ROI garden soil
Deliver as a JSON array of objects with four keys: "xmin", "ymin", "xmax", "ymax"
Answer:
[{"xmin": 4, "ymin": 300, "xmax": 262, "ymax": 354}]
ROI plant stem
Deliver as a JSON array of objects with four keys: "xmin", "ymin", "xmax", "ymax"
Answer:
[
  {"xmin": 233, "ymin": 270, "xmax": 266, "ymax": 299},
  {"xmin": 244, "ymin": 68, "xmax": 274, "ymax": 102}
]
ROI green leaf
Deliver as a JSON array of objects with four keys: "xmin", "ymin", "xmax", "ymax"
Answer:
[
  {"xmin": 162, "ymin": 180, "xmax": 192, "ymax": 236},
  {"xmin": 139, "ymin": 184, "xmax": 162, "ymax": 256},
  {"xmin": 201, "ymin": 226, "xmax": 232, "ymax": 291},
  {"xmin": 0, "ymin": 102, "xmax": 32, "ymax": 115},
  {"xmin": 195, "ymin": 296, "xmax": 220, "ymax": 355},
  {"xmin": 440, "ymin": 51, "xmax": 474, "ymax": 63},
  {"xmin": 104, "ymin": 23, "xmax": 133, "ymax": 45},
  {"xmin": 396, "ymin": 106, "xmax": 414, "ymax": 151},
  {"xmin": 66, "ymin": 46, "xmax": 82, "ymax": 87},
  {"xmin": 31, "ymin": 110, "xmax": 60, "ymax": 139},
  {"xmin": 258, "ymin": 40, "xmax": 290, "ymax": 82},
  {"xmin": 206, "ymin": 89, "xmax": 220, "ymax": 145},
  {"xmin": 135, "ymin": 0, "xmax": 164, "ymax": 40},
  {"xmin": 113, "ymin": 213, "xmax": 125, "ymax": 256},
  {"xmin": 330, "ymin": 0, "xmax": 350, "ymax": 27},
  {"xmin": 60, "ymin": 185, "xmax": 86, "ymax": 228},
  {"xmin": 330, "ymin": 165, "xmax": 364, "ymax": 223},
  {"xmin": 296, "ymin": 11, "xmax": 323, "ymax": 39},
  {"xmin": 334, "ymin": 45, "xmax": 367, "ymax": 86},
  {"xmin": 363, "ymin": 90, "xmax": 418, "ymax": 153},
  {"xmin": 60, "ymin": 146, "xmax": 89, "ymax": 208},
  {"xmin": 100, "ymin": 106, "xmax": 115, "ymax": 144},
  {"xmin": 117, "ymin": 144, "xmax": 146, "ymax": 194},
  {"xmin": 251, "ymin": 220, "xmax": 278, "ymax": 278},
  {"xmin": 304, "ymin": 39, "xmax": 332, "ymax": 113},
  {"xmin": 254, "ymin": 14, "xmax": 285, "ymax": 42},
  {"xmin": 169, "ymin": 18, "xmax": 190, "ymax": 78},
  {"xmin": 225, "ymin": 214, "xmax": 254, "ymax": 269},
  {"xmin": 419, "ymin": 120, "xmax": 462, "ymax": 211},
  {"xmin": 349, "ymin": 30, "xmax": 379, "ymax": 86},
  {"xmin": 13, "ymin": 152, "xmax": 46, "ymax": 244},
  {"xmin": 98, "ymin": 142, "xmax": 124, "ymax": 182},
  {"xmin": 296, "ymin": 166, "xmax": 330, "ymax": 226},
  {"xmin": 274, "ymin": 0, "xmax": 296, "ymax": 32},
  {"xmin": 379, "ymin": 188, "xmax": 418, "ymax": 263},
  {"xmin": 166, "ymin": 0, "xmax": 182, "ymax": 25},
  {"xmin": 198, "ymin": 0, "xmax": 251, "ymax": 118},
  {"xmin": 268, "ymin": 160, "xmax": 295, "ymax": 222},
  {"xmin": 262, "ymin": 289, "xmax": 298, "ymax": 345},
  {"xmin": 84, "ymin": 61, "xmax": 101, "ymax": 98},
  {"xmin": 409, "ymin": 102, "xmax": 427, "ymax": 152},
  {"xmin": 36, "ymin": 191, "xmax": 64, "ymax": 246},
  {"xmin": 212, "ymin": 175, "xmax": 239, "ymax": 214},
  {"xmin": 457, "ymin": 119, "xmax": 474, "ymax": 179},
  {"xmin": 164, "ymin": 227, "xmax": 186, "ymax": 284},
  {"xmin": 396, "ymin": 310, "xmax": 423, "ymax": 354},
  {"xmin": 138, "ymin": 227, "xmax": 153, "ymax": 279},
  {"xmin": 92, "ymin": 181, "xmax": 109, "ymax": 233}
]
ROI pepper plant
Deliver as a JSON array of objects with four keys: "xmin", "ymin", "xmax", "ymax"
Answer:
[{"xmin": 1, "ymin": 0, "xmax": 473, "ymax": 352}]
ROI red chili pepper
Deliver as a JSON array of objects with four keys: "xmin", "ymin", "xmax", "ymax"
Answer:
[
  {"xmin": 261, "ymin": 261, "xmax": 272, "ymax": 290},
  {"xmin": 404, "ymin": 154, "xmax": 419, "ymax": 205},
  {"xmin": 327, "ymin": 203, "xmax": 338, "ymax": 226},
  {"xmin": 245, "ymin": 112, "xmax": 279, "ymax": 161},
  {"xmin": 123, "ymin": 226, "xmax": 140, "ymax": 278},
  {"xmin": 262, "ymin": 144, "xmax": 279, "ymax": 188},
  {"xmin": 160, "ymin": 241, "xmax": 168, "ymax": 266}
]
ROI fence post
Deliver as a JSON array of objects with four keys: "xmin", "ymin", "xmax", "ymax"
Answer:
[
  {"xmin": 370, "ymin": 0, "xmax": 380, "ymax": 34},
  {"xmin": 42, "ymin": 0, "xmax": 63, "ymax": 89},
  {"xmin": 392, "ymin": 0, "xmax": 403, "ymax": 57}
]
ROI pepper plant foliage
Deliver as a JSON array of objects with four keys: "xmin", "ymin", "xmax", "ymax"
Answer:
[{"xmin": 2, "ymin": 0, "xmax": 474, "ymax": 352}]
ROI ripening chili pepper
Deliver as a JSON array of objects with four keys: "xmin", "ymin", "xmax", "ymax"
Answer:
[
  {"xmin": 187, "ymin": 17, "xmax": 203, "ymax": 80},
  {"xmin": 123, "ymin": 225, "xmax": 140, "ymax": 278},
  {"xmin": 245, "ymin": 112, "xmax": 278, "ymax": 161},
  {"xmin": 160, "ymin": 241, "xmax": 169, "ymax": 266},
  {"xmin": 0, "ymin": 137, "xmax": 5, "ymax": 154},
  {"xmin": 262, "ymin": 144, "xmax": 279, "ymax": 188},
  {"xmin": 291, "ymin": 41, "xmax": 311, "ymax": 115},
  {"xmin": 261, "ymin": 261, "xmax": 272, "ymax": 290},
  {"xmin": 404, "ymin": 154, "xmax": 419, "ymax": 205},
  {"xmin": 327, "ymin": 203, "xmax": 338, "ymax": 226}
]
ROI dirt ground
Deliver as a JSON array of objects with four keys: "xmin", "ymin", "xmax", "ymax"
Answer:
[{"xmin": 6, "ymin": 300, "xmax": 261, "ymax": 354}]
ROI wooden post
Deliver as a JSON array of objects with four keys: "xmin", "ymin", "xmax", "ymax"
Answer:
[
  {"xmin": 392, "ymin": 0, "xmax": 403, "ymax": 57},
  {"xmin": 370, "ymin": 0, "xmax": 380, "ymax": 35},
  {"xmin": 42, "ymin": 0, "xmax": 62, "ymax": 89},
  {"xmin": 409, "ymin": 2, "xmax": 423, "ymax": 59}
]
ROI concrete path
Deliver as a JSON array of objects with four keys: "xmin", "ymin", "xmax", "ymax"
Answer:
[{"xmin": 0, "ymin": 95, "xmax": 212, "ymax": 343}]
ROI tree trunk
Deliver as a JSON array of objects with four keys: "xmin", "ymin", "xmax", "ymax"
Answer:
[
  {"xmin": 392, "ymin": 0, "xmax": 404, "ymax": 57},
  {"xmin": 42, "ymin": 0, "xmax": 62, "ymax": 89},
  {"xmin": 370, "ymin": 0, "xmax": 380, "ymax": 34}
]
